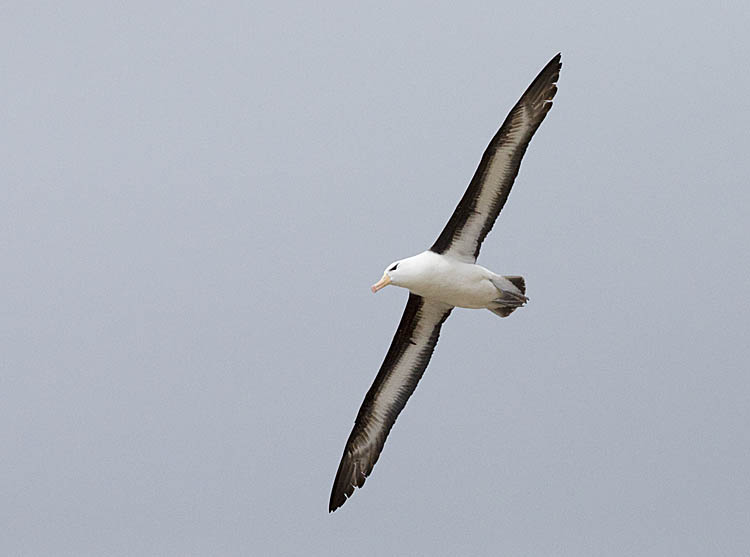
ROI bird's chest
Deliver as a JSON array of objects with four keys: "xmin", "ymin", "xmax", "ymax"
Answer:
[{"xmin": 408, "ymin": 266, "xmax": 496, "ymax": 308}]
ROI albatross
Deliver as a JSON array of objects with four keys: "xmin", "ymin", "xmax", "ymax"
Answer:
[{"xmin": 330, "ymin": 54, "xmax": 562, "ymax": 512}]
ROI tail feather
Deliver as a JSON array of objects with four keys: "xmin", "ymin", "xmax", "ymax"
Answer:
[
  {"xmin": 489, "ymin": 306, "xmax": 518, "ymax": 318},
  {"xmin": 504, "ymin": 276, "xmax": 526, "ymax": 295},
  {"xmin": 488, "ymin": 275, "xmax": 528, "ymax": 318}
]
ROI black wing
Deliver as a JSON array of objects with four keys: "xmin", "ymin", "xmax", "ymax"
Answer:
[
  {"xmin": 329, "ymin": 294, "xmax": 453, "ymax": 512},
  {"xmin": 430, "ymin": 53, "xmax": 561, "ymax": 262}
]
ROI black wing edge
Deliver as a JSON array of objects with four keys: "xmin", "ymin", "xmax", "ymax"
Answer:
[
  {"xmin": 430, "ymin": 53, "xmax": 562, "ymax": 258},
  {"xmin": 329, "ymin": 294, "xmax": 452, "ymax": 512}
]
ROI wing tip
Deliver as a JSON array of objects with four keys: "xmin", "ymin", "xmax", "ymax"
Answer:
[
  {"xmin": 329, "ymin": 492, "xmax": 347, "ymax": 513},
  {"xmin": 547, "ymin": 52, "xmax": 563, "ymax": 75},
  {"xmin": 518, "ymin": 53, "xmax": 562, "ymax": 120},
  {"xmin": 328, "ymin": 481, "xmax": 351, "ymax": 512},
  {"xmin": 329, "ymin": 447, "xmax": 371, "ymax": 512},
  {"xmin": 329, "ymin": 450, "xmax": 355, "ymax": 512}
]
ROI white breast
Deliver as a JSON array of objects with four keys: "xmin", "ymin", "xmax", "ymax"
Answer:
[{"xmin": 405, "ymin": 251, "xmax": 499, "ymax": 308}]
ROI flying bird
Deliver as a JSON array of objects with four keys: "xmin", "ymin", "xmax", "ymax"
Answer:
[{"xmin": 330, "ymin": 54, "xmax": 562, "ymax": 512}]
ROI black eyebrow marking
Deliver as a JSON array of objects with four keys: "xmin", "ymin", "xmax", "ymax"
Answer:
[{"xmin": 389, "ymin": 263, "xmax": 398, "ymax": 272}]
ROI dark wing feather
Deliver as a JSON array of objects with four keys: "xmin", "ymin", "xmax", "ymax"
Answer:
[
  {"xmin": 329, "ymin": 294, "xmax": 452, "ymax": 512},
  {"xmin": 430, "ymin": 53, "xmax": 561, "ymax": 262}
]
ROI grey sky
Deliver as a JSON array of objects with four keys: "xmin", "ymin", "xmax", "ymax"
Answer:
[{"xmin": 2, "ymin": 2, "xmax": 749, "ymax": 555}]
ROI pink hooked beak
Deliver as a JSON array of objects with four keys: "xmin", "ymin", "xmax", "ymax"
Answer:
[{"xmin": 370, "ymin": 273, "xmax": 391, "ymax": 293}]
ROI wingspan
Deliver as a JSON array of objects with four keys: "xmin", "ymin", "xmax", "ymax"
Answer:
[
  {"xmin": 430, "ymin": 53, "xmax": 561, "ymax": 262},
  {"xmin": 329, "ymin": 294, "xmax": 453, "ymax": 512}
]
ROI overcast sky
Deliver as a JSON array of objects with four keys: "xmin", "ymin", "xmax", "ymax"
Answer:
[{"xmin": 2, "ymin": 2, "xmax": 749, "ymax": 556}]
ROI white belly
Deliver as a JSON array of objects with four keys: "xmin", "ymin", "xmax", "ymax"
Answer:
[{"xmin": 405, "ymin": 253, "xmax": 500, "ymax": 309}]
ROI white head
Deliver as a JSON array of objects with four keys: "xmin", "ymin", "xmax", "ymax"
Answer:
[{"xmin": 370, "ymin": 254, "xmax": 426, "ymax": 293}]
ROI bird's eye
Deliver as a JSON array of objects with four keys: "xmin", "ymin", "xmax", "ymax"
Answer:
[{"xmin": 389, "ymin": 263, "xmax": 398, "ymax": 272}]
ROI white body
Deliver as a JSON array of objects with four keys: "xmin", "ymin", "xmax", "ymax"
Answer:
[{"xmin": 387, "ymin": 251, "xmax": 518, "ymax": 309}]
